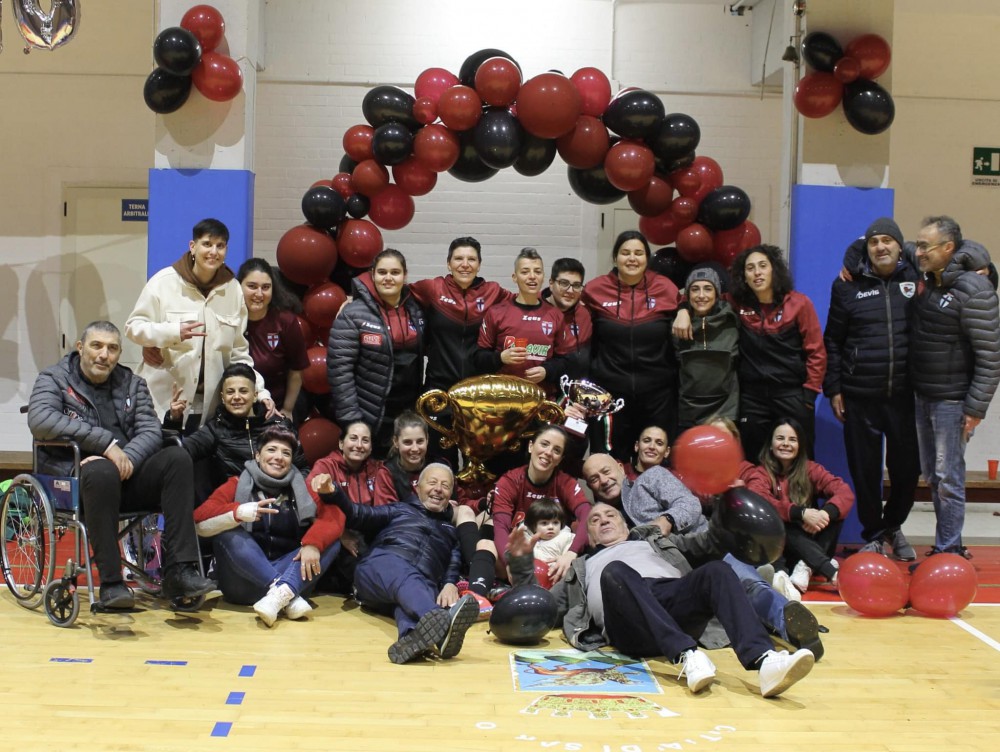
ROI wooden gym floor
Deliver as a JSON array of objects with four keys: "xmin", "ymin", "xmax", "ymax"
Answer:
[{"xmin": 1, "ymin": 583, "xmax": 999, "ymax": 752}]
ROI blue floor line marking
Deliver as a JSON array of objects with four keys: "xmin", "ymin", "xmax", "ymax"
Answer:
[
  {"xmin": 211, "ymin": 722, "xmax": 232, "ymax": 738},
  {"xmin": 49, "ymin": 658, "xmax": 93, "ymax": 663},
  {"xmin": 238, "ymin": 664, "xmax": 256, "ymax": 677},
  {"xmin": 226, "ymin": 691, "xmax": 245, "ymax": 705},
  {"xmin": 145, "ymin": 660, "xmax": 188, "ymax": 666}
]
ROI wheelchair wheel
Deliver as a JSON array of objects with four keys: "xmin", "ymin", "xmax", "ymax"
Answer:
[
  {"xmin": 1, "ymin": 475, "xmax": 56, "ymax": 609},
  {"xmin": 43, "ymin": 579, "xmax": 80, "ymax": 627}
]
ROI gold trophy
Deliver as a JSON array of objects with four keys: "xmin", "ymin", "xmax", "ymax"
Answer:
[{"xmin": 416, "ymin": 375, "xmax": 564, "ymax": 486}]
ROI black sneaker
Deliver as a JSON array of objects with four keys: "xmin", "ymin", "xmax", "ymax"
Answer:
[
  {"xmin": 99, "ymin": 581, "xmax": 135, "ymax": 610},
  {"xmin": 388, "ymin": 609, "xmax": 450, "ymax": 664},
  {"xmin": 162, "ymin": 564, "xmax": 216, "ymax": 600},
  {"xmin": 781, "ymin": 601, "xmax": 824, "ymax": 662},
  {"xmin": 436, "ymin": 594, "xmax": 479, "ymax": 659}
]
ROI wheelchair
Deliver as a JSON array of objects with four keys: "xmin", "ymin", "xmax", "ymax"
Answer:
[{"xmin": 1, "ymin": 435, "xmax": 204, "ymax": 627}]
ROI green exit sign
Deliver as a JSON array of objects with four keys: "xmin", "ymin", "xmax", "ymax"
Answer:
[{"xmin": 973, "ymin": 148, "xmax": 1000, "ymax": 185}]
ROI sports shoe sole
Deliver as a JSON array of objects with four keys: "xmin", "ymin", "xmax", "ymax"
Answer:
[
  {"xmin": 782, "ymin": 601, "xmax": 824, "ymax": 662},
  {"xmin": 388, "ymin": 609, "xmax": 450, "ymax": 665},
  {"xmin": 687, "ymin": 671, "xmax": 716, "ymax": 694},
  {"xmin": 761, "ymin": 651, "xmax": 815, "ymax": 698},
  {"xmin": 437, "ymin": 596, "xmax": 480, "ymax": 659}
]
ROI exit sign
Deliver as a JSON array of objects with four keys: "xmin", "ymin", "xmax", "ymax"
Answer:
[{"xmin": 972, "ymin": 148, "xmax": 1000, "ymax": 186}]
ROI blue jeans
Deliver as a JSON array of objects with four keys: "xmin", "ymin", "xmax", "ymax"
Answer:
[
  {"xmin": 211, "ymin": 527, "xmax": 340, "ymax": 605},
  {"xmin": 724, "ymin": 554, "xmax": 788, "ymax": 640},
  {"xmin": 914, "ymin": 396, "xmax": 967, "ymax": 551},
  {"xmin": 353, "ymin": 549, "xmax": 442, "ymax": 638}
]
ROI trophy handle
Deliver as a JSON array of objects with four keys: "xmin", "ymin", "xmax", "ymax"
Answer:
[
  {"xmin": 415, "ymin": 390, "xmax": 458, "ymax": 449},
  {"xmin": 611, "ymin": 398, "xmax": 626, "ymax": 413},
  {"xmin": 536, "ymin": 400, "xmax": 566, "ymax": 426},
  {"xmin": 559, "ymin": 374, "xmax": 571, "ymax": 391}
]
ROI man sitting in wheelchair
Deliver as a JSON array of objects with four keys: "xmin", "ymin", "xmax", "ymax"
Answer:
[{"xmin": 27, "ymin": 320, "xmax": 215, "ymax": 609}]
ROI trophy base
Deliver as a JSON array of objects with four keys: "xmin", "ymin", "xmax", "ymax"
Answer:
[{"xmin": 563, "ymin": 416, "xmax": 588, "ymax": 437}]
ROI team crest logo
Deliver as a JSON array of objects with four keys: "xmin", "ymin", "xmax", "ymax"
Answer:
[
  {"xmin": 541, "ymin": 321, "xmax": 553, "ymax": 336},
  {"xmin": 939, "ymin": 292, "xmax": 954, "ymax": 309},
  {"xmin": 475, "ymin": 297, "xmax": 485, "ymax": 312},
  {"xmin": 266, "ymin": 332, "xmax": 280, "ymax": 349},
  {"xmin": 570, "ymin": 323, "xmax": 579, "ymax": 337},
  {"xmin": 899, "ymin": 282, "xmax": 916, "ymax": 298},
  {"xmin": 647, "ymin": 297, "xmax": 656, "ymax": 309}
]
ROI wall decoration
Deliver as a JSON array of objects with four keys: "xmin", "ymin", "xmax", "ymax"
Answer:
[{"xmin": 2, "ymin": 0, "xmax": 81, "ymax": 53}]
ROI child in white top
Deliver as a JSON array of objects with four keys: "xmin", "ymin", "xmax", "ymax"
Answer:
[{"xmin": 524, "ymin": 498, "xmax": 575, "ymax": 563}]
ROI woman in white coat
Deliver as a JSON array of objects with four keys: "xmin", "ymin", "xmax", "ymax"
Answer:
[{"xmin": 125, "ymin": 218, "xmax": 272, "ymax": 430}]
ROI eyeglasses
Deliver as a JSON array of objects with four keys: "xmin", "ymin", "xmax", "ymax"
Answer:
[
  {"xmin": 914, "ymin": 241, "xmax": 946, "ymax": 253},
  {"xmin": 553, "ymin": 279, "xmax": 584, "ymax": 292}
]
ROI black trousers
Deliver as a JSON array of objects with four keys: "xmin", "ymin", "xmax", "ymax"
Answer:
[
  {"xmin": 79, "ymin": 445, "xmax": 200, "ymax": 584},
  {"xmin": 589, "ymin": 385, "xmax": 677, "ymax": 463},
  {"xmin": 781, "ymin": 520, "xmax": 843, "ymax": 580},
  {"xmin": 738, "ymin": 385, "xmax": 816, "ymax": 464},
  {"xmin": 842, "ymin": 392, "xmax": 920, "ymax": 542},
  {"xmin": 600, "ymin": 559, "xmax": 773, "ymax": 669}
]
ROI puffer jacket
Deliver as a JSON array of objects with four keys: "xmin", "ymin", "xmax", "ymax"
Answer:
[
  {"xmin": 910, "ymin": 240, "xmax": 1000, "ymax": 417},
  {"xmin": 322, "ymin": 489, "xmax": 461, "ymax": 588},
  {"xmin": 326, "ymin": 275, "xmax": 425, "ymax": 429},
  {"xmin": 673, "ymin": 300, "xmax": 740, "ymax": 427},
  {"xmin": 824, "ymin": 238, "xmax": 920, "ymax": 400},
  {"xmin": 28, "ymin": 352, "xmax": 163, "ymax": 477}
]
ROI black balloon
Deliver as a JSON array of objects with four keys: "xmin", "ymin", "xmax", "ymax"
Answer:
[
  {"xmin": 648, "ymin": 113, "xmax": 701, "ymax": 164},
  {"xmin": 603, "ymin": 90, "xmax": 666, "ymax": 139},
  {"xmin": 301, "ymin": 186, "xmax": 347, "ymax": 230},
  {"xmin": 514, "ymin": 133, "xmax": 558, "ymax": 177},
  {"xmin": 717, "ymin": 487, "xmax": 785, "ymax": 566},
  {"xmin": 664, "ymin": 151, "xmax": 696, "ymax": 173},
  {"xmin": 346, "ymin": 193, "xmax": 370, "ymax": 219},
  {"xmin": 372, "ymin": 122, "xmax": 414, "ymax": 166},
  {"xmin": 842, "ymin": 79, "xmax": 895, "ymax": 135},
  {"xmin": 649, "ymin": 246, "xmax": 692, "ymax": 288},
  {"xmin": 697, "ymin": 185, "xmax": 752, "ymax": 231},
  {"xmin": 143, "ymin": 68, "xmax": 193, "ymax": 114},
  {"xmin": 362, "ymin": 86, "xmax": 419, "ymax": 130},
  {"xmin": 153, "ymin": 27, "xmax": 202, "ymax": 76},
  {"xmin": 489, "ymin": 585, "xmax": 558, "ymax": 645},
  {"xmin": 458, "ymin": 48, "xmax": 521, "ymax": 86},
  {"xmin": 473, "ymin": 108, "xmax": 524, "ymax": 169},
  {"xmin": 339, "ymin": 154, "xmax": 358, "ymax": 174},
  {"xmin": 567, "ymin": 165, "xmax": 626, "ymax": 205},
  {"xmin": 448, "ymin": 131, "xmax": 500, "ymax": 183},
  {"xmin": 801, "ymin": 31, "xmax": 843, "ymax": 73}
]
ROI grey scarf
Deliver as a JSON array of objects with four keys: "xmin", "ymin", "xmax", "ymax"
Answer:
[{"xmin": 235, "ymin": 460, "xmax": 316, "ymax": 531}]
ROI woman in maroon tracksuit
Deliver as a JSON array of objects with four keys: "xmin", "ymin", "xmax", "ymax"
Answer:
[{"xmin": 582, "ymin": 230, "xmax": 680, "ymax": 461}]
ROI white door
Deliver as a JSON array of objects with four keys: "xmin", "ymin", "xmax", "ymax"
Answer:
[{"xmin": 62, "ymin": 187, "xmax": 149, "ymax": 372}]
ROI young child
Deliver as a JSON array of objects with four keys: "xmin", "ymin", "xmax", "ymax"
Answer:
[{"xmin": 523, "ymin": 498, "xmax": 575, "ymax": 564}]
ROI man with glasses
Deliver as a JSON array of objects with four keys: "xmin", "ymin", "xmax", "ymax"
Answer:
[
  {"xmin": 910, "ymin": 215, "xmax": 1000, "ymax": 558},
  {"xmin": 546, "ymin": 258, "xmax": 592, "ymax": 379}
]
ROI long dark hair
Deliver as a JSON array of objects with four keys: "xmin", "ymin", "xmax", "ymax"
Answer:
[
  {"xmin": 237, "ymin": 257, "xmax": 302, "ymax": 313},
  {"xmin": 759, "ymin": 417, "xmax": 812, "ymax": 508},
  {"xmin": 729, "ymin": 244, "xmax": 794, "ymax": 308}
]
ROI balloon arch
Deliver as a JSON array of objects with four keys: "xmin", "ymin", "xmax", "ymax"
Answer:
[{"xmin": 278, "ymin": 49, "xmax": 761, "ymax": 457}]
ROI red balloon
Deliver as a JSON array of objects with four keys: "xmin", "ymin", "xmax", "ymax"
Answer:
[
  {"xmin": 793, "ymin": 72, "xmax": 844, "ymax": 119},
  {"xmin": 351, "ymin": 159, "xmax": 390, "ymax": 197},
  {"xmin": 909, "ymin": 554, "xmax": 978, "ymax": 618},
  {"xmin": 688, "ymin": 157, "xmax": 724, "ymax": 202},
  {"xmin": 556, "ymin": 115, "xmax": 611, "ymax": 169},
  {"xmin": 331, "ymin": 172, "xmax": 353, "ymax": 199},
  {"xmin": 392, "ymin": 157, "xmax": 438, "ymax": 196},
  {"xmin": 301, "ymin": 345, "xmax": 330, "ymax": 395},
  {"xmin": 533, "ymin": 560, "xmax": 554, "ymax": 590},
  {"xmin": 413, "ymin": 124, "xmax": 461, "ymax": 172},
  {"xmin": 343, "ymin": 124, "xmax": 375, "ymax": 162},
  {"xmin": 838, "ymin": 552, "xmax": 908, "ymax": 617},
  {"xmin": 180, "ymin": 4, "xmax": 225, "ymax": 53},
  {"xmin": 639, "ymin": 209, "xmax": 681, "ymax": 246},
  {"xmin": 628, "ymin": 175, "xmax": 674, "ymax": 217},
  {"xmin": 676, "ymin": 223, "xmax": 715, "ymax": 264},
  {"xmin": 302, "ymin": 282, "xmax": 347, "ymax": 331},
  {"xmin": 414, "ymin": 67, "xmax": 460, "ymax": 105},
  {"xmin": 299, "ymin": 417, "xmax": 341, "ymax": 466},
  {"xmin": 293, "ymin": 315, "xmax": 315, "ymax": 348},
  {"xmin": 437, "ymin": 85, "xmax": 482, "ymax": 131},
  {"xmin": 310, "ymin": 179, "xmax": 333, "ymax": 190},
  {"xmin": 672, "ymin": 425, "xmax": 743, "ymax": 495},
  {"xmin": 368, "ymin": 184, "xmax": 415, "ymax": 231},
  {"xmin": 844, "ymin": 34, "xmax": 892, "ymax": 80},
  {"xmin": 671, "ymin": 196, "xmax": 700, "ymax": 225},
  {"xmin": 713, "ymin": 220, "xmax": 761, "ymax": 266},
  {"xmin": 570, "ymin": 67, "xmax": 612, "ymax": 117},
  {"xmin": 276, "ymin": 224, "xmax": 338, "ymax": 286},
  {"xmin": 516, "ymin": 72, "xmax": 581, "ymax": 139},
  {"xmin": 192, "ymin": 51, "xmax": 243, "ymax": 102},
  {"xmin": 475, "ymin": 57, "xmax": 522, "ymax": 107},
  {"xmin": 604, "ymin": 141, "xmax": 656, "ymax": 192},
  {"xmin": 337, "ymin": 219, "xmax": 383, "ymax": 268},
  {"xmin": 413, "ymin": 96, "xmax": 437, "ymax": 125},
  {"xmin": 833, "ymin": 56, "xmax": 861, "ymax": 84}
]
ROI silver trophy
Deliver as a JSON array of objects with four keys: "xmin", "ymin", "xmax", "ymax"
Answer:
[{"xmin": 559, "ymin": 375, "xmax": 625, "ymax": 437}]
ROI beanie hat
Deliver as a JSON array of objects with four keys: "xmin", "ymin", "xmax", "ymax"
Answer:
[
  {"xmin": 685, "ymin": 266, "xmax": 721, "ymax": 295},
  {"xmin": 865, "ymin": 217, "xmax": 904, "ymax": 247}
]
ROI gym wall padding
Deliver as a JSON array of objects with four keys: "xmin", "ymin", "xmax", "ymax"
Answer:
[{"xmin": 789, "ymin": 184, "xmax": 895, "ymax": 544}]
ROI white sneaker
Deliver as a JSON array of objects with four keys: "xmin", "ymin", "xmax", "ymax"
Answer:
[
  {"xmin": 759, "ymin": 648, "xmax": 815, "ymax": 697},
  {"xmin": 789, "ymin": 561, "xmax": 812, "ymax": 593},
  {"xmin": 828, "ymin": 558, "xmax": 840, "ymax": 588},
  {"xmin": 771, "ymin": 571, "xmax": 802, "ymax": 602},
  {"xmin": 253, "ymin": 582, "xmax": 295, "ymax": 627},
  {"xmin": 676, "ymin": 649, "xmax": 717, "ymax": 693},
  {"xmin": 284, "ymin": 596, "xmax": 313, "ymax": 620}
]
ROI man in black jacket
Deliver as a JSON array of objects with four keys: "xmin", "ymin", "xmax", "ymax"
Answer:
[
  {"xmin": 27, "ymin": 321, "xmax": 215, "ymax": 609},
  {"xmin": 313, "ymin": 462, "xmax": 479, "ymax": 664},
  {"xmin": 824, "ymin": 218, "xmax": 920, "ymax": 560}
]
